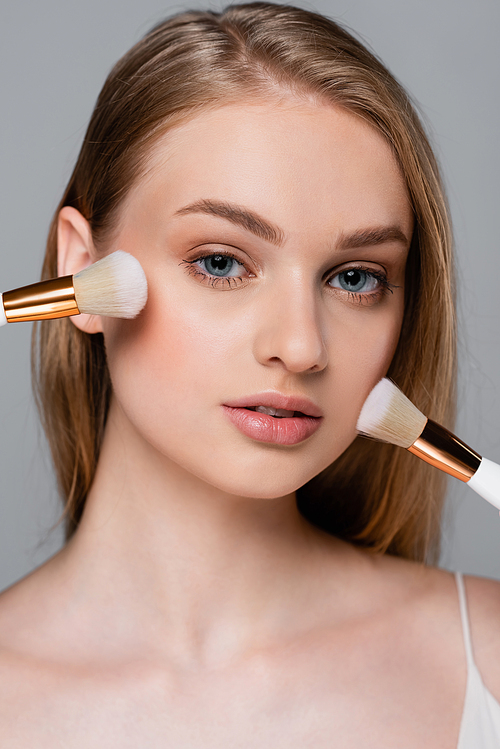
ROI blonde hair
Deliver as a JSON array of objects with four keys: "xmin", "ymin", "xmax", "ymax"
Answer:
[{"xmin": 32, "ymin": 2, "xmax": 455, "ymax": 560}]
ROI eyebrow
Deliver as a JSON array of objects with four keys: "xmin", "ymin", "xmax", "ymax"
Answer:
[
  {"xmin": 174, "ymin": 199, "xmax": 285, "ymax": 246},
  {"xmin": 174, "ymin": 198, "xmax": 409, "ymax": 250},
  {"xmin": 336, "ymin": 226, "xmax": 410, "ymax": 251}
]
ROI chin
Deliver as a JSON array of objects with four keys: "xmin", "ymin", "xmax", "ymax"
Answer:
[{"xmin": 176, "ymin": 443, "xmax": 348, "ymax": 501}]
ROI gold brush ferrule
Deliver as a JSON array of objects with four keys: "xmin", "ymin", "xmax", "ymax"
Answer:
[
  {"xmin": 408, "ymin": 419, "xmax": 481, "ymax": 482},
  {"xmin": 3, "ymin": 275, "xmax": 80, "ymax": 322}
]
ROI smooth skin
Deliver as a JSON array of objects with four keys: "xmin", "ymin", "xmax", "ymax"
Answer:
[{"xmin": 0, "ymin": 98, "xmax": 500, "ymax": 747}]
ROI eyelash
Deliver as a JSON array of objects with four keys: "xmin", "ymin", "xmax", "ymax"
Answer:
[
  {"xmin": 181, "ymin": 251, "xmax": 395, "ymax": 302},
  {"xmin": 327, "ymin": 267, "xmax": 394, "ymax": 305},
  {"xmin": 180, "ymin": 252, "xmax": 249, "ymax": 290}
]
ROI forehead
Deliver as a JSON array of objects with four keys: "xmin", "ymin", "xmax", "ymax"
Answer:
[{"xmin": 129, "ymin": 99, "xmax": 412, "ymax": 238}]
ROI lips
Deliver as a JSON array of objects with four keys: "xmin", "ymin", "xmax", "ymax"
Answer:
[{"xmin": 222, "ymin": 392, "xmax": 323, "ymax": 445}]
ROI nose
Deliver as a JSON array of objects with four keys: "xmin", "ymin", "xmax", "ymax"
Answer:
[{"xmin": 252, "ymin": 278, "xmax": 328, "ymax": 374}]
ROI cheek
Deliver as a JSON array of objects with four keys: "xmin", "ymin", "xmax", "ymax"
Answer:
[
  {"xmin": 346, "ymin": 306, "xmax": 402, "ymax": 389},
  {"xmin": 102, "ymin": 277, "xmax": 247, "ymax": 436},
  {"xmin": 321, "ymin": 297, "xmax": 404, "ymax": 446}
]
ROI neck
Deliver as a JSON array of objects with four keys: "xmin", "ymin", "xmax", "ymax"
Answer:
[{"xmin": 56, "ymin": 397, "xmax": 346, "ymax": 667}]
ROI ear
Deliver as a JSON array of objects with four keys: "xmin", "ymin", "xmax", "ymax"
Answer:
[{"xmin": 57, "ymin": 206, "xmax": 103, "ymax": 334}]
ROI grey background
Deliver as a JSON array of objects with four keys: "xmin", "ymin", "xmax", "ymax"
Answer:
[{"xmin": 0, "ymin": 0, "xmax": 498, "ymax": 591}]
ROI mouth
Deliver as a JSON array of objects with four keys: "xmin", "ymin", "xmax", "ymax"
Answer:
[
  {"xmin": 222, "ymin": 393, "xmax": 323, "ymax": 445},
  {"xmin": 223, "ymin": 392, "xmax": 323, "ymax": 419}
]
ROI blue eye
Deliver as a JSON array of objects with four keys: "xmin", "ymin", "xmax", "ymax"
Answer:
[
  {"xmin": 329, "ymin": 269, "xmax": 380, "ymax": 293},
  {"xmin": 197, "ymin": 254, "xmax": 243, "ymax": 277}
]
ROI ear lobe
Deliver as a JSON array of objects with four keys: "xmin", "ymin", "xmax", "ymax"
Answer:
[{"xmin": 57, "ymin": 206, "xmax": 103, "ymax": 335}]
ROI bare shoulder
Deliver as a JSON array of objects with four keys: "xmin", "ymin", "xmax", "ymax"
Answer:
[
  {"xmin": 0, "ymin": 554, "xmax": 68, "ymax": 687},
  {"xmin": 0, "ymin": 555, "xmax": 57, "ymax": 641},
  {"xmin": 462, "ymin": 573, "xmax": 500, "ymax": 697},
  {"xmin": 0, "ymin": 557, "xmax": 87, "ymax": 743},
  {"xmin": 374, "ymin": 553, "xmax": 500, "ymax": 627},
  {"xmin": 462, "ymin": 572, "xmax": 500, "ymax": 623},
  {"xmin": 362, "ymin": 545, "xmax": 460, "ymax": 608},
  {"xmin": 388, "ymin": 560, "xmax": 500, "ymax": 700}
]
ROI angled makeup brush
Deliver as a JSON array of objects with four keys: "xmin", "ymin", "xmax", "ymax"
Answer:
[
  {"xmin": 0, "ymin": 251, "xmax": 147, "ymax": 325},
  {"xmin": 357, "ymin": 378, "xmax": 500, "ymax": 510}
]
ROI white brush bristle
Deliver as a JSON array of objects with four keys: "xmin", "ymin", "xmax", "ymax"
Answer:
[
  {"xmin": 73, "ymin": 251, "xmax": 148, "ymax": 319},
  {"xmin": 356, "ymin": 378, "xmax": 427, "ymax": 448}
]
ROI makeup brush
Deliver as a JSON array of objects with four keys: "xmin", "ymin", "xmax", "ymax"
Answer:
[
  {"xmin": 0, "ymin": 251, "xmax": 147, "ymax": 325},
  {"xmin": 357, "ymin": 377, "xmax": 500, "ymax": 510}
]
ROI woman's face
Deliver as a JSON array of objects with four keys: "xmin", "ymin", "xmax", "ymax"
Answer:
[{"xmin": 101, "ymin": 99, "xmax": 413, "ymax": 497}]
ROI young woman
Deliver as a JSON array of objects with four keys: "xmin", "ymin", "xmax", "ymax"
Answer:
[{"xmin": 0, "ymin": 3, "xmax": 499, "ymax": 746}]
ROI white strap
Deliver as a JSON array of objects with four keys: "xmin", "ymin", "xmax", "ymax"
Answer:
[{"xmin": 456, "ymin": 571, "xmax": 475, "ymax": 671}]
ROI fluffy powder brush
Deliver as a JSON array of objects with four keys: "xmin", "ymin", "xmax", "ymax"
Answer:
[
  {"xmin": 357, "ymin": 378, "xmax": 500, "ymax": 510},
  {"xmin": 0, "ymin": 251, "xmax": 147, "ymax": 325}
]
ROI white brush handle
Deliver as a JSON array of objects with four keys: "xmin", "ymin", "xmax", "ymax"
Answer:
[
  {"xmin": 0, "ymin": 294, "xmax": 6, "ymax": 327},
  {"xmin": 467, "ymin": 458, "xmax": 500, "ymax": 510}
]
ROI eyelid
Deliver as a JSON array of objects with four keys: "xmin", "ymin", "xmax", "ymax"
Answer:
[
  {"xmin": 325, "ymin": 263, "xmax": 397, "ymax": 305},
  {"xmin": 194, "ymin": 250, "xmax": 255, "ymax": 276},
  {"xmin": 325, "ymin": 262, "xmax": 391, "ymax": 287},
  {"xmin": 180, "ymin": 248, "xmax": 255, "ymax": 290},
  {"xmin": 323, "ymin": 259, "xmax": 387, "ymax": 278},
  {"xmin": 184, "ymin": 242, "xmax": 257, "ymax": 269}
]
